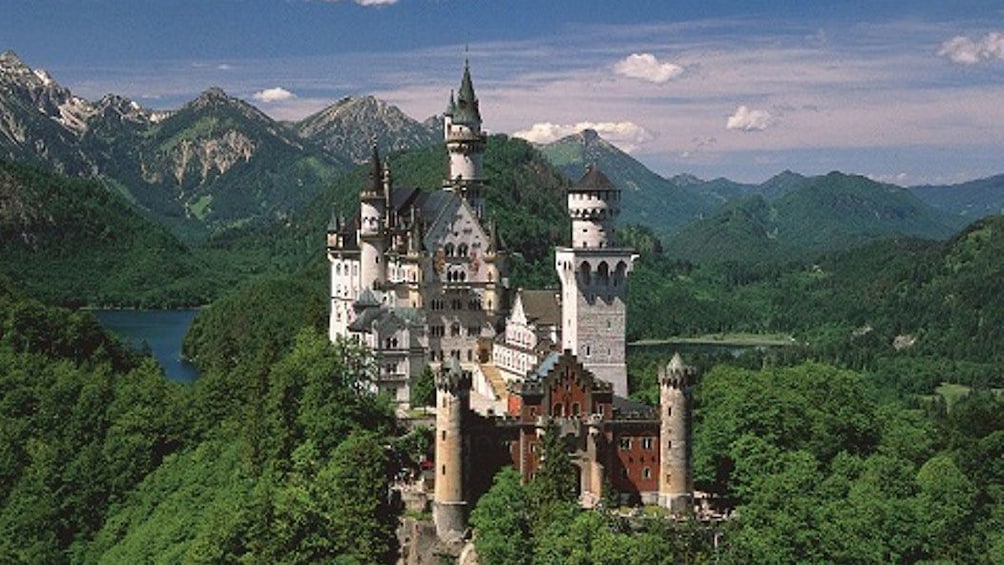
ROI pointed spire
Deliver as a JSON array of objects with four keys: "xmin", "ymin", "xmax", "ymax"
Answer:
[
  {"xmin": 445, "ymin": 89, "xmax": 456, "ymax": 116},
  {"xmin": 452, "ymin": 59, "xmax": 481, "ymax": 127},
  {"xmin": 383, "ymin": 159, "xmax": 393, "ymax": 226},
  {"xmin": 366, "ymin": 141, "xmax": 381, "ymax": 195}
]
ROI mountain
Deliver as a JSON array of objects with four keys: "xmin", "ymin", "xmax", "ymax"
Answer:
[
  {"xmin": 92, "ymin": 87, "xmax": 347, "ymax": 238},
  {"xmin": 0, "ymin": 52, "xmax": 382, "ymax": 239},
  {"xmin": 663, "ymin": 171, "xmax": 965, "ymax": 264},
  {"xmin": 0, "ymin": 50, "xmax": 97, "ymax": 174},
  {"xmin": 0, "ymin": 159, "xmax": 212, "ymax": 306},
  {"xmin": 539, "ymin": 129, "xmax": 718, "ymax": 237},
  {"xmin": 295, "ymin": 95, "xmax": 440, "ymax": 164},
  {"xmin": 909, "ymin": 175, "xmax": 1004, "ymax": 220}
]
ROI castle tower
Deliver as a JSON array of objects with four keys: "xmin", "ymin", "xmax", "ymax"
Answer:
[
  {"xmin": 443, "ymin": 60, "xmax": 487, "ymax": 217},
  {"xmin": 659, "ymin": 353, "xmax": 695, "ymax": 512},
  {"xmin": 359, "ymin": 145, "xmax": 388, "ymax": 291},
  {"xmin": 555, "ymin": 166, "xmax": 637, "ymax": 397},
  {"xmin": 434, "ymin": 358, "xmax": 471, "ymax": 541}
]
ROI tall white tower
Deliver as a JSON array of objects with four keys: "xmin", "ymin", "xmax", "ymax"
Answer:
[
  {"xmin": 358, "ymin": 145, "xmax": 388, "ymax": 292},
  {"xmin": 555, "ymin": 166, "xmax": 637, "ymax": 397},
  {"xmin": 443, "ymin": 60, "xmax": 487, "ymax": 217}
]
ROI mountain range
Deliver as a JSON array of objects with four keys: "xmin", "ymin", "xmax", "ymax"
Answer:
[
  {"xmin": 3, "ymin": 49, "xmax": 1002, "ymax": 272},
  {"xmin": 0, "ymin": 51, "xmax": 440, "ymax": 240}
]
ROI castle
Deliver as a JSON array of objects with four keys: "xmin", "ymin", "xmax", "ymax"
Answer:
[{"xmin": 326, "ymin": 62, "xmax": 695, "ymax": 542}]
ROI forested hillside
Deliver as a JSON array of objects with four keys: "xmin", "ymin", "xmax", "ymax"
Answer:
[
  {"xmin": 0, "ymin": 160, "xmax": 215, "ymax": 306},
  {"xmin": 662, "ymin": 171, "xmax": 963, "ymax": 264},
  {"xmin": 0, "ymin": 275, "xmax": 404, "ymax": 563}
]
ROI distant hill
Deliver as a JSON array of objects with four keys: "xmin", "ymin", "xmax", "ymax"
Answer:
[
  {"xmin": 909, "ymin": 175, "xmax": 1004, "ymax": 220},
  {"xmin": 295, "ymin": 95, "xmax": 440, "ymax": 164},
  {"xmin": 539, "ymin": 129, "xmax": 718, "ymax": 237},
  {"xmin": 663, "ymin": 171, "xmax": 965, "ymax": 264},
  {"xmin": 0, "ymin": 160, "xmax": 211, "ymax": 306}
]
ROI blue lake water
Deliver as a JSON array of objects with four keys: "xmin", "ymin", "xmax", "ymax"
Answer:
[{"xmin": 94, "ymin": 309, "xmax": 200, "ymax": 383}]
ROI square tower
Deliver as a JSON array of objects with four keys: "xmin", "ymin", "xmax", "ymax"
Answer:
[{"xmin": 555, "ymin": 166, "xmax": 637, "ymax": 397}]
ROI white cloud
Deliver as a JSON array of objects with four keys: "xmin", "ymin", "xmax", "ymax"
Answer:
[
  {"xmin": 726, "ymin": 106, "xmax": 772, "ymax": 132},
  {"xmin": 252, "ymin": 87, "xmax": 296, "ymax": 103},
  {"xmin": 938, "ymin": 32, "xmax": 1004, "ymax": 65},
  {"xmin": 613, "ymin": 53, "xmax": 683, "ymax": 84},
  {"xmin": 512, "ymin": 121, "xmax": 654, "ymax": 152}
]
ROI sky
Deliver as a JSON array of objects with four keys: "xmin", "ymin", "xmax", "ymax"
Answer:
[{"xmin": 3, "ymin": 0, "xmax": 1004, "ymax": 185}]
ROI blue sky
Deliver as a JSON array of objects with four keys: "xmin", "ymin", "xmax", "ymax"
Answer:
[{"xmin": 4, "ymin": 0, "xmax": 1004, "ymax": 184}]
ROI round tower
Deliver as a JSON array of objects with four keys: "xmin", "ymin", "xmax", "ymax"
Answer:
[
  {"xmin": 659, "ymin": 353, "xmax": 695, "ymax": 512},
  {"xmin": 568, "ymin": 164, "xmax": 620, "ymax": 249},
  {"xmin": 434, "ymin": 358, "xmax": 471, "ymax": 541},
  {"xmin": 359, "ymin": 145, "xmax": 387, "ymax": 290},
  {"xmin": 444, "ymin": 60, "xmax": 487, "ymax": 216}
]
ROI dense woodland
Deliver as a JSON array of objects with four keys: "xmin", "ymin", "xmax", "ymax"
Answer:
[{"xmin": 2, "ymin": 134, "xmax": 1004, "ymax": 563}]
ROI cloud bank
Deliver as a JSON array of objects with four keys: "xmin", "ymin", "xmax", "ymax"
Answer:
[
  {"xmin": 938, "ymin": 32, "xmax": 1004, "ymax": 65},
  {"xmin": 726, "ymin": 106, "xmax": 772, "ymax": 132},
  {"xmin": 613, "ymin": 53, "xmax": 683, "ymax": 84},
  {"xmin": 513, "ymin": 121, "xmax": 653, "ymax": 152},
  {"xmin": 253, "ymin": 87, "xmax": 296, "ymax": 103}
]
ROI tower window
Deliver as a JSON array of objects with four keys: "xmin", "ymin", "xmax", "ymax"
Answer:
[
  {"xmin": 642, "ymin": 437, "xmax": 654, "ymax": 450},
  {"xmin": 643, "ymin": 467, "xmax": 652, "ymax": 480}
]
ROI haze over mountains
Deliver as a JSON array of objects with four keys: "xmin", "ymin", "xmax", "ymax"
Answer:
[{"xmin": 1, "ymin": 49, "xmax": 1001, "ymax": 262}]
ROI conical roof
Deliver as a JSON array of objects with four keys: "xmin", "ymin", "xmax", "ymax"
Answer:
[
  {"xmin": 569, "ymin": 164, "xmax": 617, "ymax": 192},
  {"xmin": 451, "ymin": 60, "xmax": 481, "ymax": 127}
]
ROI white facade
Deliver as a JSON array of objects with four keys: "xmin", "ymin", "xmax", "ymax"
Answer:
[{"xmin": 327, "ymin": 62, "xmax": 502, "ymax": 407}]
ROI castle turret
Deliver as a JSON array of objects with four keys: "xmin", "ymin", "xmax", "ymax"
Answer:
[
  {"xmin": 659, "ymin": 353, "xmax": 695, "ymax": 512},
  {"xmin": 359, "ymin": 144, "xmax": 388, "ymax": 290},
  {"xmin": 555, "ymin": 166, "xmax": 637, "ymax": 396},
  {"xmin": 434, "ymin": 358, "xmax": 470, "ymax": 541},
  {"xmin": 444, "ymin": 60, "xmax": 487, "ymax": 217}
]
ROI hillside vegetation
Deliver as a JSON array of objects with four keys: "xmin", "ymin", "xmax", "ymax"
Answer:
[{"xmin": 0, "ymin": 160, "xmax": 215, "ymax": 306}]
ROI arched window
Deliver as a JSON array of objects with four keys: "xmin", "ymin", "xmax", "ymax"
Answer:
[
  {"xmin": 444, "ymin": 243, "xmax": 455, "ymax": 257},
  {"xmin": 597, "ymin": 261, "xmax": 610, "ymax": 286},
  {"xmin": 579, "ymin": 261, "xmax": 592, "ymax": 286}
]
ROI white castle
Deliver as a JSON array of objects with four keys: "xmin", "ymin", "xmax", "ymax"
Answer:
[{"xmin": 327, "ymin": 61, "xmax": 636, "ymax": 405}]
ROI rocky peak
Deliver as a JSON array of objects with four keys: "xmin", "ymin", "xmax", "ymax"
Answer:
[
  {"xmin": 295, "ymin": 95, "xmax": 439, "ymax": 163},
  {"xmin": 0, "ymin": 51, "xmax": 95, "ymax": 136}
]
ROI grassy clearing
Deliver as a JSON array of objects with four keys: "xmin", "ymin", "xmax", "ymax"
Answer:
[{"xmin": 630, "ymin": 332, "xmax": 795, "ymax": 347}]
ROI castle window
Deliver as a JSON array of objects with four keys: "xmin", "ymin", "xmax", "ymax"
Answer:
[
  {"xmin": 667, "ymin": 440, "xmax": 672, "ymax": 450},
  {"xmin": 667, "ymin": 406, "xmax": 672, "ymax": 417},
  {"xmin": 441, "ymin": 430, "xmax": 446, "ymax": 441},
  {"xmin": 642, "ymin": 437, "xmax": 654, "ymax": 450},
  {"xmin": 571, "ymin": 402, "xmax": 580, "ymax": 416},
  {"xmin": 621, "ymin": 468, "xmax": 628, "ymax": 479},
  {"xmin": 552, "ymin": 403, "xmax": 564, "ymax": 417},
  {"xmin": 442, "ymin": 465, "xmax": 446, "ymax": 475},
  {"xmin": 451, "ymin": 323, "xmax": 461, "ymax": 337},
  {"xmin": 643, "ymin": 467, "xmax": 652, "ymax": 480},
  {"xmin": 618, "ymin": 437, "xmax": 632, "ymax": 450}
]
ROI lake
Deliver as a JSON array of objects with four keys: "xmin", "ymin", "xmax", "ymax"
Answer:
[{"xmin": 94, "ymin": 309, "xmax": 200, "ymax": 383}]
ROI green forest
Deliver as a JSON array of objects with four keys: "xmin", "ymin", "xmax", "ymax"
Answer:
[{"xmin": 2, "ymin": 134, "xmax": 1003, "ymax": 563}]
